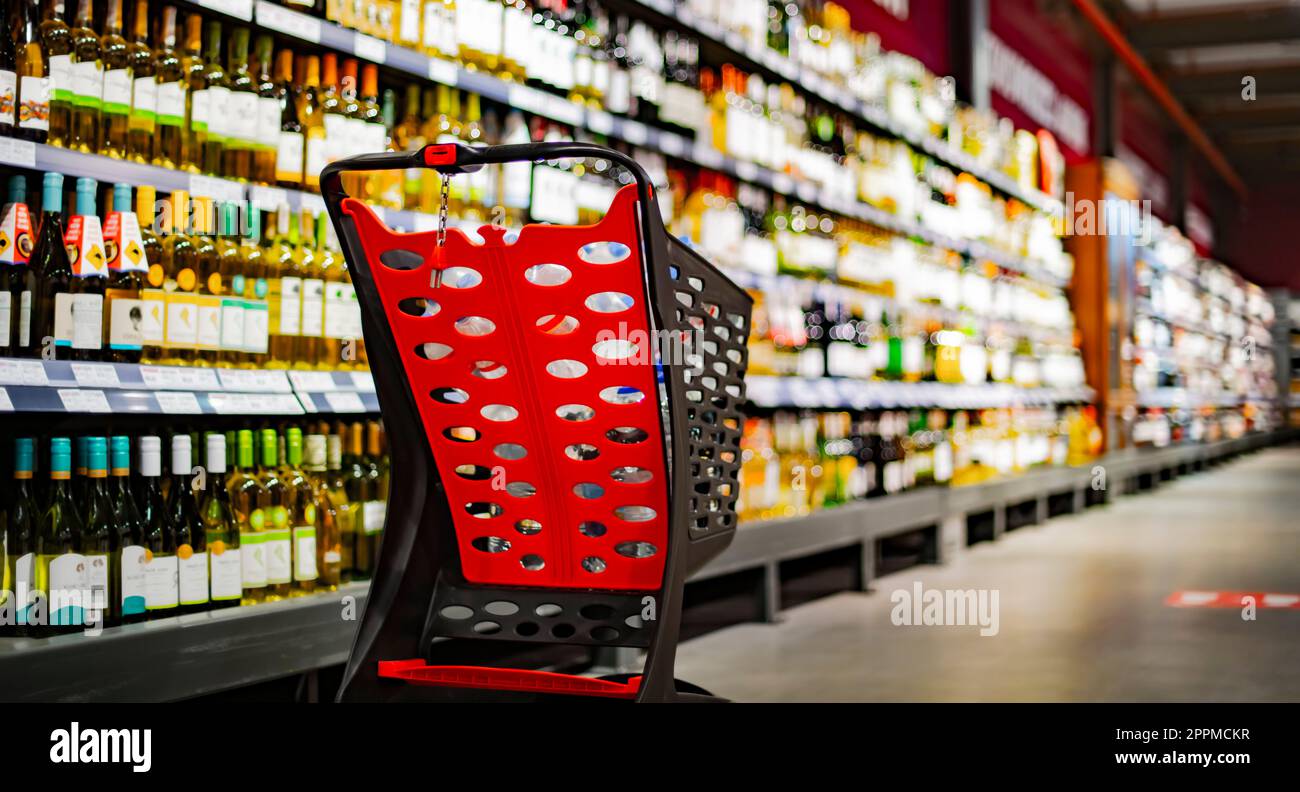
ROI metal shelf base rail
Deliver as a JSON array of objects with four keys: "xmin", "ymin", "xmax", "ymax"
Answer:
[{"xmin": 0, "ymin": 431, "xmax": 1290, "ymax": 702}]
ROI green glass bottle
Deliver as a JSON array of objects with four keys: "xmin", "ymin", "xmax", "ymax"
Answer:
[
  {"xmin": 31, "ymin": 172, "xmax": 76, "ymax": 360},
  {"xmin": 283, "ymin": 428, "xmax": 318, "ymax": 596},
  {"xmin": 229, "ymin": 429, "xmax": 266, "ymax": 605},
  {"xmin": 169, "ymin": 434, "xmax": 208, "ymax": 613},
  {"xmin": 80, "ymin": 437, "xmax": 117, "ymax": 628},
  {"xmin": 258, "ymin": 428, "xmax": 292, "ymax": 600},
  {"xmin": 202, "ymin": 433, "xmax": 241, "ymax": 609},
  {"xmin": 110, "ymin": 435, "xmax": 147, "ymax": 622},
  {"xmin": 139, "ymin": 435, "xmax": 177, "ymax": 617},
  {"xmin": 65, "ymin": 177, "xmax": 107, "ymax": 361},
  {"xmin": 304, "ymin": 433, "xmax": 341, "ymax": 591},
  {"xmin": 3, "ymin": 438, "xmax": 40, "ymax": 635},
  {"xmin": 36, "ymin": 437, "xmax": 83, "ymax": 633}
]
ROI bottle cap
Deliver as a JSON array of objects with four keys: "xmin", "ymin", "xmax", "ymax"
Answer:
[
  {"xmin": 42, "ymin": 172, "xmax": 64, "ymax": 212},
  {"xmin": 86, "ymin": 437, "xmax": 108, "ymax": 476},
  {"xmin": 172, "ymin": 433, "xmax": 191, "ymax": 476},
  {"xmin": 139, "ymin": 436, "xmax": 162, "ymax": 477},
  {"xmin": 13, "ymin": 437, "xmax": 34, "ymax": 475},
  {"xmin": 110, "ymin": 435, "xmax": 131, "ymax": 473},
  {"xmin": 206, "ymin": 432, "xmax": 227, "ymax": 474},
  {"xmin": 50, "ymin": 437, "xmax": 72, "ymax": 474},
  {"xmin": 75, "ymin": 177, "xmax": 97, "ymax": 217},
  {"xmin": 287, "ymin": 427, "xmax": 303, "ymax": 466},
  {"xmin": 304, "ymin": 434, "xmax": 327, "ymax": 470},
  {"xmin": 7, "ymin": 174, "xmax": 26, "ymax": 205},
  {"xmin": 112, "ymin": 183, "xmax": 132, "ymax": 214}
]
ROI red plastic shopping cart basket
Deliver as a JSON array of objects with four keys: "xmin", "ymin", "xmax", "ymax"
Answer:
[{"xmin": 321, "ymin": 142, "xmax": 752, "ymax": 702}]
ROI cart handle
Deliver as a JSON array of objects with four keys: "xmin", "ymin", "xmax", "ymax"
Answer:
[{"xmin": 320, "ymin": 141, "xmax": 657, "ymax": 216}]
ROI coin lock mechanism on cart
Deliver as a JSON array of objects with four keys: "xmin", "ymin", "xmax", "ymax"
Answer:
[{"xmin": 322, "ymin": 142, "xmax": 753, "ymax": 702}]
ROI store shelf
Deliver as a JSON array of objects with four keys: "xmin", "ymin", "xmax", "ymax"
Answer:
[
  {"xmin": 0, "ymin": 583, "xmax": 368, "ymax": 703},
  {"xmin": 2, "ymin": 430, "xmax": 1289, "ymax": 702},
  {"xmin": 0, "ymin": 358, "xmax": 377, "ymax": 415},
  {"xmin": 745, "ymin": 375, "xmax": 1094, "ymax": 410},
  {"xmin": 1134, "ymin": 387, "xmax": 1256, "ymax": 410},
  {"xmin": 157, "ymin": 0, "xmax": 1068, "ymax": 288}
]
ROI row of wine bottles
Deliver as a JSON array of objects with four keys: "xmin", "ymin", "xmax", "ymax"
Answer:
[
  {"xmin": 0, "ymin": 173, "xmax": 368, "ymax": 368},
  {"xmin": 0, "ymin": 420, "xmax": 388, "ymax": 636}
]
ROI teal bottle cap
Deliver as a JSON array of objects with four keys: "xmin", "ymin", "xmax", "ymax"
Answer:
[
  {"xmin": 111, "ymin": 435, "xmax": 131, "ymax": 471},
  {"xmin": 7, "ymin": 175, "xmax": 26, "ymax": 204},
  {"xmin": 75, "ymin": 177, "xmax": 97, "ymax": 217},
  {"xmin": 42, "ymin": 173, "xmax": 63, "ymax": 213},
  {"xmin": 13, "ymin": 437, "xmax": 34, "ymax": 472},
  {"xmin": 50, "ymin": 437, "xmax": 72, "ymax": 473},
  {"xmin": 86, "ymin": 437, "xmax": 108, "ymax": 474},
  {"xmin": 113, "ymin": 183, "xmax": 132, "ymax": 214}
]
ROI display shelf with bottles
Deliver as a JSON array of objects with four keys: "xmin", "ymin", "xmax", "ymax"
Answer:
[{"xmin": 0, "ymin": 420, "xmax": 388, "ymax": 639}]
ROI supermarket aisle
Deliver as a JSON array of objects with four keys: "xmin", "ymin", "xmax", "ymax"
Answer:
[{"xmin": 675, "ymin": 447, "xmax": 1300, "ymax": 702}]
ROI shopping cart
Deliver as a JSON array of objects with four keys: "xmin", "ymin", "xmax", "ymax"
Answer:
[{"xmin": 321, "ymin": 142, "xmax": 753, "ymax": 702}]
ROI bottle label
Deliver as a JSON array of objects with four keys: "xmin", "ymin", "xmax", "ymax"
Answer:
[
  {"xmin": 206, "ymin": 85, "xmax": 229, "ymax": 140},
  {"xmin": 0, "ymin": 291, "xmax": 9, "ymax": 347},
  {"xmin": 105, "ymin": 290, "xmax": 145, "ymax": 351},
  {"xmin": 209, "ymin": 542, "xmax": 242, "ymax": 601},
  {"xmin": 18, "ymin": 75, "xmax": 50, "ymax": 131},
  {"xmin": 64, "ymin": 215, "xmax": 108, "ymax": 277},
  {"xmin": 83, "ymin": 553, "xmax": 110, "ymax": 624},
  {"xmin": 323, "ymin": 113, "xmax": 349, "ymax": 164},
  {"xmin": 264, "ymin": 527, "xmax": 291, "ymax": 585},
  {"xmin": 189, "ymin": 87, "xmax": 209, "ymax": 131},
  {"xmin": 257, "ymin": 96, "xmax": 280, "ymax": 148},
  {"xmin": 48, "ymin": 552, "xmax": 87, "ymax": 626},
  {"xmin": 292, "ymin": 525, "xmax": 317, "ymax": 581},
  {"xmin": 196, "ymin": 294, "xmax": 222, "ymax": 350},
  {"xmin": 0, "ymin": 70, "xmax": 14, "ymax": 126},
  {"xmin": 177, "ymin": 547, "xmax": 209, "ymax": 605},
  {"xmin": 344, "ymin": 116, "xmax": 367, "ymax": 160},
  {"xmin": 239, "ymin": 528, "xmax": 266, "ymax": 588},
  {"xmin": 53, "ymin": 292, "xmax": 104, "ymax": 350},
  {"xmin": 103, "ymin": 211, "xmax": 148, "ymax": 272},
  {"xmin": 102, "ymin": 68, "xmax": 132, "ymax": 115},
  {"xmin": 48, "ymin": 54, "xmax": 74, "ymax": 103},
  {"xmin": 164, "ymin": 292, "xmax": 199, "ymax": 348},
  {"xmin": 304, "ymin": 134, "xmax": 326, "ymax": 187},
  {"xmin": 323, "ymin": 281, "xmax": 347, "ymax": 339},
  {"xmin": 275, "ymin": 131, "xmax": 304, "ymax": 183},
  {"xmin": 120, "ymin": 545, "xmax": 147, "ymax": 615},
  {"xmin": 72, "ymin": 60, "xmax": 103, "ymax": 108},
  {"xmin": 277, "ymin": 276, "xmax": 302, "ymax": 335},
  {"xmin": 243, "ymin": 299, "xmax": 269, "ymax": 353},
  {"xmin": 220, "ymin": 298, "xmax": 245, "ymax": 351},
  {"xmin": 301, "ymin": 278, "xmax": 324, "ymax": 338},
  {"xmin": 14, "ymin": 552, "xmax": 35, "ymax": 625},
  {"xmin": 144, "ymin": 553, "xmax": 179, "ymax": 610},
  {"xmin": 140, "ymin": 289, "xmax": 166, "ymax": 345},
  {"xmin": 156, "ymin": 81, "xmax": 185, "ymax": 126},
  {"xmin": 341, "ymin": 283, "xmax": 363, "ymax": 340},
  {"xmin": 130, "ymin": 75, "xmax": 156, "ymax": 126},
  {"xmin": 363, "ymin": 500, "xmax": 386, "ymax": 536}
]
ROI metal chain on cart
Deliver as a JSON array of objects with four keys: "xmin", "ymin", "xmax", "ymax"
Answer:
[{"xmin": 436, "ymin": 174, "xmax": 451, "ymax": 248}]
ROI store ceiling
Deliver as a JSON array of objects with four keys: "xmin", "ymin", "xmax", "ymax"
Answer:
[{"xmin": 1108, "ymin": 0, "xmax": 1300, "ymax": 181}]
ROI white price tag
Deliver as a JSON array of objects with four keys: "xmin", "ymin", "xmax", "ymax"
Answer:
[
  {"xmin": 299, "ymin": 193, "xmax": 327, "ymax": 215},
  {"xmin": 658, "ymin": 133, "xmax": 685, "ymax": 157},
  {"xmin": 506, "ymin": 84, "xmax": 544, "ymax": 115},
  {"xmin": 58, "ymin": 388, "xmax": 112, "ymax": 413},
  {"xmin": 249, "ymin": 184, "xmax": 288, "ymax": 211},
  {"xmin": 71, "ymin": 363, "xmax": 121, "ymax": 388},
  {"xmin": 796, "ymin": 181, "xmax": 817, "ymax": 202},
  {"xmin": 209, "ymin": 392, "xmax": 303, "ymax": 415},
  {"xmin": 353, "ymin": 33, "xmax": 387, "ymax": 64},
  {"xmin": 288, "ymin": 370, "xmax": 339, "ymax": 391},
  {"xmin": 324, "ymin": 391, "xmax": 366, "ymax": 413},
  {"xmin": 621, "ymin": 120, "xmax": 648, "ymax": 146},
  {"xmin": 789, "ymin": 379, "xmax": 818, "ymax": 408},
  {"xmin": 189, "ymin": 174, "xmax": 243, "ymax": 203},
  {"xmin": 734, "ymin": 161, "xmax": 758, "ymax": 182},
  {"xmin": 256, "ymin": 0, "xmax": 321, "ymax": 43},
  {"xmin": 0, "ymin": 138, "xmax": 36, "ymax": 168},
  {"xmin": 202, "ymin": 0, "xmax": 253, "ymax": 20},
  {"xmin": 724, "ymin": 32, "xmax": 745, "ymax": 52},
  {"xmin": 217, "ymin": 369, "xmax": 292, "ymax": 392},
  {"xmin": 694, "ymin": 145, "xmax": 723, "ymax": 170},
  {"xmin": 349, "ymin": 371, "xmax": 376, "ymax": 392},
  {"xmin": 586, "ymin": 110, "xmax": 613, "ymax": 135},
  {"xmin": 427, "ymin": 59, "xmax": 457, "ymax": 86},
  {"xmin": 0, "ymin": 359, "xmax": 49, "ymax": 386},
  {"xmin": 770, "ymin": 173, "xmax": 794, "ymax": 195},
  {"xmin": 154, "ymin": 390, "xmax": 202, "ymax": 414},
  {"xmin": 544, "ymin": 95, "xmax": 583, "ymax": 126},
  {"xmin": 0, "ymin": 387, "xmax": 12, "ymax": 411},
  {"xmin": 140, "ymin": 365, "xmax": 221, "ymax": 391}
]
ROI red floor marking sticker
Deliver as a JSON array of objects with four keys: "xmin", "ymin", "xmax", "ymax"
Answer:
[{"xmin": 1166, "ymin": 591, "xmax": 1300, "ymax": 609}]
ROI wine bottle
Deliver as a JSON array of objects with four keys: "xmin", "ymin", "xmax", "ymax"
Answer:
[
  {"xmin": 14, "ymin": 0, "xmax": 48, "ymax": 143},
  {"xmin": 138, "ymin": 435, "xmax": 177, "ymax": 617},
  {"xmin": 181, "ymin": 12, "xmax": 204, "ymax": 171},
  {"xmin": 239, "ymin": 205, "xmax": 269, "ymax": 362},
  {"xmin": 363, "ymin": 419, "xmax": 387, "ymax": 561},
  {"xmin": 394, "ymin": 84, "xmax": 423, "ymax": 210},
  {"xmin": 125, "ymin": 0, "xmax": 153, "ymax": 162},
  {"xmin": 297, "ymin": 210, "xmax": 323, "ymax": 369},
  {"xmin": 68, "ymin": 0, "xmax": 101, "ymax": 153},
  {"xmin": 228, "ymin": 428, "xmax": 266, "ymax": 605},
  {"xmin": 3, "ymin": 438, "xmax": 40, "ymax": 635},
  {"xmin": 161, "ymin": 189, "xmax": 198, "ymax": 363},
  {"xmin": 169, "ymin": 433, "xmax": 208, "ymax": 613},
  {"xmin": 103, "ymin": 182, "xmax": 146, "ymax": 362},
  {"xmin": 325, "ymin": 429, "xmax": 356, "ymax": 579},
  {"xmin": 100, "ymin": 0, "xmax": 130, "ymax": 158},
  {"xmin": 273, "ymin": 50, "xmax": 303, "ymax": 188},
  {"xmin": 80, "ymin": 437, "xmax": 116, "ymax": 628},
  {"xmin": 62, "ymin": 176, "xmax": 106, "ymax": 360},
  {"xmin": 30, "ymin": 172, "xmax": 73, "ymax": 360},
  {"xmin": 214, "ymin": 202, "xmax": 245, "ymax": 366},
  {"xmin": 41, "ymin": 0, "xmax": 73, "ymax": 147},
  {"xmin": 252, "ymin": 34, "xmax": 278, "ymax": 185},
  {"xmin": 344, "ymin": 422, "xmax": 375, "ymax": 579},
  {"xmin": 268, "ymin": 205, "xmax": 301, "ymax": 367},
  {"xmin": 317, "ymin": 211, "xmax": 346, "ymax": 369},
  {"xmin": 152, "ymin": 5, "xmax": 184, "ymax": 168},
  {"xmin": 283, "ymin": 428, "xmax": 318, "ymax": 595},
  {"xmin": 303, "ymin": 433, "xmax": 340, "ymax": 591},
  {"xmin": 221, "ymin": 28, "xmax": 256, "ymax": 181},
  {"xmin": 109, "ymin": 435, "xmax": 146, "ymax": 623},
  {"xmin": 201, "ymin": 433, "xmax": 241, "ymax": 609},
  {"xmin": 0, "ymin": 175, "xmax": 32, "ymax": 357},
  {"xmin": 191, "ymin": 196, "xmax": 222, "ymax": 365},
  {"xmin": 198, "ymin": 20, "xmax": 226, "ymax": 176},
  {"xmin": 258, "ymin": 428, "xmax": 292, "ymax": 600},
  {"xmin": 0, "ymin": 0, "xmax": 18, "ymax": 136},
  {"xmin": 36, "ymin": 437, "xmax": 82, "ymax": 633},
  {"xmin": 301, "ymin": 55, "xmax": 326, "ymax": 190},
  {"xmin": 319, "ymin": 54, "xmax": 345, "ymax": 167}
]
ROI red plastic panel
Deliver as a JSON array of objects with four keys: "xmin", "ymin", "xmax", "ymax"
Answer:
[
  {"xmin": 378, "ymin": 660, "xmax": 642, "ymax": 699},
  {"xmin": 342, "ymin": 185, "xmax": 669, "ymax": 591}
]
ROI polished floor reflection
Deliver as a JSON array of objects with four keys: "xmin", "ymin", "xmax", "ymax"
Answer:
[{"xmin": 676, "ymin": 446, "xmax": 1300, "ymax": 702}]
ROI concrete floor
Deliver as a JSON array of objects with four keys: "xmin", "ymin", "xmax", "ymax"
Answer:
[{"xmin": 675, "ymin": 446, "xmax": 1300, "ymax": 702}]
